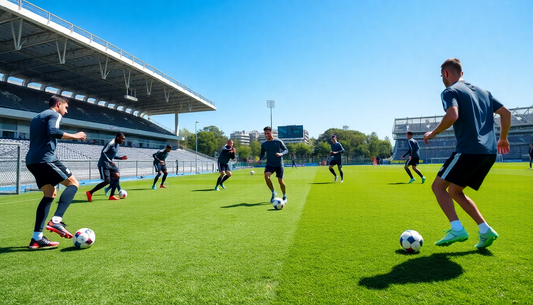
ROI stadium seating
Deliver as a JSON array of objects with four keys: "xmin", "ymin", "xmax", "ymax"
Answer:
[{"xmin": 0, "ymin": 82, "xmax": 173, "ymax": 135}]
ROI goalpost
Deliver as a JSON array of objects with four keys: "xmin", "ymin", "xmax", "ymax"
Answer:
[{"xmin": 0, "ymin": 142, "xmax": 22, "ymax": 194}]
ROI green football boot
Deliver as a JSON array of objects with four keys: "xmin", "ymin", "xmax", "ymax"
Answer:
[
  {"xmin": 475, "ymin": 227, "xmax": 499, "ymax": 248},
  {"xmin": 435, "ymin": 228, "xmax": 469, "ymax": 246}
]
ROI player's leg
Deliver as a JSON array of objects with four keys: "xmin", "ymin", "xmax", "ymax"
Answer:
[
  {"xmin": 432, "ymin": 177, "xmax": 469, "ymax": 246},
  {"xmin": 109, "ymin": 172, "xmax": 120, "ymax": 200},
  {"xmin": 46, "ymin": 175, "xmax": 79, "ymax": 239},
  {"xmin": 264, "ymin": 169, "xmax": 276, "ymax": 201},
  {"xmin": 337, "ymin": 164, "xmax": 344, "ymax": 183},
  {"xmin": 276, "ymin": 167, "xmax": 287, "ymax": 202},
  {"xmin": 329, "ymin": 162, "xmax": 338, "ymax": 182},
  {"xmin": 411, "ymin": 165, "xmax": 426, "ymax": 183},
  {"xmin": 220, "ymin": 170, "xmax": 231, "ymax": 189},
  {"xmin": 87, "ymin": 166, "xmax": 110, "ymax": 201},
  {"xmin": 160, "ymin": 168, "xmax": 168, "ymax": 188},
  {"xmin": 153, "ymin": 171, "xmax": 162, "ymax": 189},
  {"xmin": 530, "ymin": 156, "xmax": 532, "ymax": 169},
  {"xmin": 215, "ymin": 171, "xmax": 225, "ymax": 190},
  {"xmin": 153, "ymin": 162, "xmax": 162, "ymax": 189},
  {"xmin": 404, "ymin": 160, "xmax": 415, "ymax": 183}
]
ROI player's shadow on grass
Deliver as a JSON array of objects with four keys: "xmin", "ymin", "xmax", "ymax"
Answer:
[
  {"xmin": 388, "ymin": 182, "xmax": 408, "ymax": 185},
  {"xmin": 221, "ymin": 202, "xmax": 266, "ymax": 208},
  {"xmin": 193, "ymin": 189, "xmax": 218, "ymax": 192},
  {"xmin": 309, "ymin": 182, "xmax": 334, "ymax": 185},
  {"xmin": 0, "ymin": 246, "xmax": 44, "ymax": 253},
  {"xmin": 358, "ymin": 249, "xmax": 492, "ymax": 289}
]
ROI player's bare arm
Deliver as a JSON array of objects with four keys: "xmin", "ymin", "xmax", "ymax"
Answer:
[
  {"xmin": 495, "ymin": 106, "xmax": 511, "ymax": 154},
  {"xmin": 62, "ymin": 131, "xmax": 86, "ymax": 141},
  {"xmin": 424, "ymin": 106, "xmax": 458, "ymax": 144}
]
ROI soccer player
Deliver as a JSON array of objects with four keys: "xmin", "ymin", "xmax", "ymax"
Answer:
[
  {"xmin": 26, "ymin": 95, "xmax": 86, "ymax": 250},
  {"xmin": 259, "ymin": 126, "xmax": 288, "ymax": 203},
  {"xmin": 401, "ymin": 131, "xmax": 426, "ymax": 184},
  {"xmin": 424, "ymin": 58, "xmax": 511, "ymax": 248},
  {"xmin": 215, "ymin": 140, "xmax": 236, "ymax": 190},
  {"xmin": 529, "ymin": 144, "xmax": 533, "ymax": 169},
  {"xmin": 329, "ymin": 135, "xmax": 344, "ymax": 183},
  {"xmin": 291, "ymin": 153, "xmax": 297, "ymax": 169},
  {"xmin": 152, "ymin": 144, "xmax": 172, "ymax": 189},
  {"xmin": 86, "ymin": 133, "xmax": 128, "ymax": 201}
]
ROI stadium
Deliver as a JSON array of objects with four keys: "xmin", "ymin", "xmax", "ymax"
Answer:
[
  {"xmin": 392, "ymin": 106, "xmax": 533, "ymax": 163},
  {"xmin": 1, "ymin": 1, "xmax": 532, "ymax": 304},
  {"xmin": 0, "ymin": 0, "xmax": 218, "ymax": 194}
]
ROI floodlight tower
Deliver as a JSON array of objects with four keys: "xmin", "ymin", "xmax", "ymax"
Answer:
[{"xmin": 266, "ymin": 100, "xmax": 275, "ymax": 128}]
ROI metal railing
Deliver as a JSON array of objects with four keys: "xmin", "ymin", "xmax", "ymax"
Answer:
[{"xmin": 4, "ymin": 0, "xmax": 214, "ymax": 107}]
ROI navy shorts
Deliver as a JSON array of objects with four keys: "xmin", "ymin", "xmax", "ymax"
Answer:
[
  {"xmin": 265, "ymin": 165, "xmax": 284, "ymax": 178},
  {"xmin": 218, "ymin": 162, "xmax": 230, "ymax": 172},
  {"xmin": 27, "ymin": 160, "xmax": 73, "ymax": 189},
  {"xmin": 154, "ymin": 160, "xmax": 167, "ymax": 173},
  {"xmin": 406, "ymin": 157, "xmax": 420, "ymax": 166},
  {"xmin": 330, "ymin": 159, "xmax": 342, "ymax": 167},
  {"xmin": 437, "ymin": 153, "xmax": 496, "ymax": 191},
  {"xmin": 98, "ymin": 162, "xmax": 119, "ymax": 180}
]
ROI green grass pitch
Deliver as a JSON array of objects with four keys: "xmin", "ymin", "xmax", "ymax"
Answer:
[{"xmin": 0, "ymin": 163, "xmax": 531, "ymax": 304}]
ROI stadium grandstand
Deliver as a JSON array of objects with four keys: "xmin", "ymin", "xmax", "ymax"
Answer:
[
  {"xmin": 392, "ymin": 106, "xmax": 533, "ymax": 163},
  {"xmin": 0, "ymin": 0, "xmax": 218, "ymax": 193}
]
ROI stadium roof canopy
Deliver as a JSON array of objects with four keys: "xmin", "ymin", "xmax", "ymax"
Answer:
[{"xmin": 0, "ymin": 0, "xmax": 216, "ymax": 118}]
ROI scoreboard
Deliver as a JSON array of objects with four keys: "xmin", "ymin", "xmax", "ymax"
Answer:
[{"xmin": 278, "ymin": 125, "xmax": 304, "ymax": 138}]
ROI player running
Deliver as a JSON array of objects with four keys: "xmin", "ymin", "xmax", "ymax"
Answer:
[
  {"xmin": 529, "ymin": 143, "xmax": 533, "ymax": 169},
  {"xmin": 424, "ymin": 58, "xmax": 511, "ymax": 248},
  {"xmin": 291, "ymin": 153, "xmax": 297, "ymax": 169},
  {"xmin": 26, "ymin": 95, "xmax": 86, "ymax": 249},
  {"xmin": 329, "ymin": 135, "xmax": 345, "ymax": 183},
  {"xmin": 152, "ymin": 144, "xmax": 172, "ymax": 189},
  {"xmin": 86, "ymin": 133, "xmax": 128, "ymax": 201},
  {"xmin": 215, "ymin": 140, "xmax": 236, "ymax": 191},
  {"xmin": 259, "ymin": 126, "xmax": 288, "ymax": 203},
  {"xmin": 401, "ymin": 131, "xmax": 426, "ymax": 184}
]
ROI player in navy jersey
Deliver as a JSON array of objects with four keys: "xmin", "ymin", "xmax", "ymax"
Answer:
[
  {"xmin": 152, "ymin": 144, "xmax": 172, "ymax": 189},
  {"xmin": 26, "ymin": 95, "xmax": 87, "ymax": 249},
  {"xmin": 529, "ymin": 144, "xmax": 533, "ymax": 169},
  {"xmin": 424, "ymin": 58, "xmax": 511, "ymax": 248},
  {"xmin": 401, "ymin": 131, "xmax": 426, "ymax": 184},
  {"xmin": 329, "ymin": 135, "xmax": 344, "ymax": 183},
  {"xmin": 259, "ymin": 126, "xmax": 288, "ymax": 203},
  {"xmin": 215, "ymin": 140, "xmax": 236, "ymax": 191},
  {"xmin": 86, "ymin": 133, "xmax": 128, "ymax": 201}
]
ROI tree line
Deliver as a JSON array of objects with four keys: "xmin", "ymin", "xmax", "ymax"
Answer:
[{"xmin": 179, "ymin": 126, "xmax": 392, "ymax": 161}]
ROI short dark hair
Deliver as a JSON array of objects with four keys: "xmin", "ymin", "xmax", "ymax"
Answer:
[
  {"xmin": 441, "ymin": 58, "xmax": 462, "ymax": 75},
  {"xmin": 263, "ymin": 126, "xmax": 272, "ymax": 132},
  {"xmin": 331, "ymin": 134, "xmax": 337, "ymax": 139},
  {"xmin": 49, "ymin": 95, "xmax": 68, "ymax": 107},
  {"xmin": 116, "ymin": 132, "xmax": 125, "ymax": 138},
  {"xmin": 166, "ymin": 144, "xmax": 172, "ymax": 149},
  {"xmin": 406, "ymin": 131, "xmax": 413, "ymax": 136}
]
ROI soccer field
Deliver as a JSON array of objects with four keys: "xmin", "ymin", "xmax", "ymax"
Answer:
[{"xmin": 0, "ymin": 164, "xmax": 531, "ymax": 304}]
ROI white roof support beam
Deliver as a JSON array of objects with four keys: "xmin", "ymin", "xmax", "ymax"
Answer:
[
  {"xmin": 55, "ymin": 37, "xmax": 68, "ymax": 64},
  {"xmin": 10, "ymin": 18, "xmax": 25, "ymax": 50},
  {"xmin": 145, "ymin": 77, "xmax": 153, "ymax": 96},
  {"xmin": 98, "ymin": 55, "xmax": 110, "ymax": 79}
]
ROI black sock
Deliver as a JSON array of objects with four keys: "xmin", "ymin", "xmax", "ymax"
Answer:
[
  {"xmin": 161, "ymin": 173, "xmax": 168, "ymax": 185},
  {"xmin": 221, "ymin": 175, "xmax": 230, "ymax": 183},
  {"xmin": 329, "ymin": 168, "xmax": 336, "ymax": 176},
  {"xmin": 339, "ymin": 169, "xmax": 344, "ymax": 179},
  {"xmin": 216, "ymin": 176, "xmax": 222, "ymax": 187},
  {"xmin": 405, "ymin": 168, "xmax": 414, "ymax": 179},
  {"xmin": 110, "ymin": 178, "xmax": 119, "ymax": 196},
  {"xmin": 34, "ymin": 197, "xmax": 54, "ymax": 232},
  {"xmin": 153, "ymin": 173, "xmax": 161, "ymax": 186},
  {"xmin": 91, "ymin": 181, "xmax": 108, "ymax": 194},
  {"xmin": 54, "ymin": 185, "xmax": 78, "ymax": 218},
  {"xmin": 414, "ymin": 169, "xmax": 424, "ymax": 178}
]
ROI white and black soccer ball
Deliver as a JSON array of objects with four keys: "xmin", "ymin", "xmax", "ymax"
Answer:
[
  {"xmin": 250, "ymin": 170, "xmax": 255, "ymax": 175},
  {"xmin": 119, "ymin": 189, "xmax": 127, "ymax": 199},
  {"xmin": 400, "ymin": 230, "xmax": 423, "ymax": 253},
  {"xmin": 272, "ymin": 197, "xmax": 285, "ymax": 210},
  {"xmin": 73, "ymin": 228, "xmax": 95, "ymax": 249}
]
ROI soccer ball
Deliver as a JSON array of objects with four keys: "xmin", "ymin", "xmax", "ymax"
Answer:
[
  {"xmin": 73, "ymin": 228, "xmax": 95, "ymax": 249},
  {"xmin": 119, "ymin": 189, "xmax": 127, "ymax": 199},
  {"xmin": 250, "ymin": 170, "xmax": 255, "ymax": 175},
  {"xmin": 400, "ymin": 230, "xmax": 423, "ymax": 253},
  {"xmin": 272, "ymin": 198, "xmax": 285, "ymax": 210}
]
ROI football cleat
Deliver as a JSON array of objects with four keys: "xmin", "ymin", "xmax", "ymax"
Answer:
[
  {"xmin": 475, "ymin": 227, "xmax": 499, "ymax": 248},
  {"xmin": 28, "ymin": 236, "xmax": 59, "ymax": 250},
  {"xmin": 270, "ymin": 192, "xmax": 277, "ymax": 203},
  {"xmin": 220, "ymin": 183, "xmax": 225, "ymax": 189},
  {"xmin": 152, "ymin": 185, "xmax": 156, "ymax": 190},
  {"xmin": 334, "ymin": 176, "xmax": 338, "ymax": 183},
  {"xmin": 435, "ymin": 228, "xmax": 469, "ymax": 246},
  {"xmin": 109, "ymin": 196, "xmax": 120, "ymax": 200},
  {"xmin": 86, "ymin": 191, "xmax": 92, "ymax": 202},
  {"xmin": 46, "ymin": 220, "xmax": 73, "ymax": 239},
  {"xmin": 104, "ymin": 186, "xmax": 110, "ymax": 196},
  {"xmin": 422, "ymin": 177, "xmax": 427, "ymax": 184},
  {"xmin": 160, "ymin": 185, "xmax": 167, "ymax": 189},
  {"xmin": 408, "ymin": 178, "xmax": 416, "ymax": 184}
]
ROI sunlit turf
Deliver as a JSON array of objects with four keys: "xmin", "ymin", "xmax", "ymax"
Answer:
[{"xmin": 0, "ymin": 163, "xmax": 531, "ymax": 304}]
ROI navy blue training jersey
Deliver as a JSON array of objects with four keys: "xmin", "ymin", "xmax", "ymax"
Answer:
[
  {"xmin": 26, "ymin": 109, "xmax": 65, "ymax": 165},
  {"xmin": 403, "ymin": 138, "xmax": 420, "ymax": 159},
  {"xmin": 97, "ymin": 139, "xmax": 121, "ymax": 167},
  {"xmin": 260, "ymin": 138, "xmax": 288, "ymax": 167},
  {"xmin": 218, "ymin": 145, "xmax": 235, "ymax": 164},
  {"xmin": 330, "ymin": 142, "xmax": 345, "ymax": 161},
  {"xmin": 153, "ymin": 150, "xmax": 169, "ymax": 162},
  {"xmin": 441, "ymin": 81, "xmax": 504, "ymax": 154}
]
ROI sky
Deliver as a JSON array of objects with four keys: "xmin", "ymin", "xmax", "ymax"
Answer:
[{"xmin": 28, "ymin": 0, "xmax": 533, "ymax": 142}]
